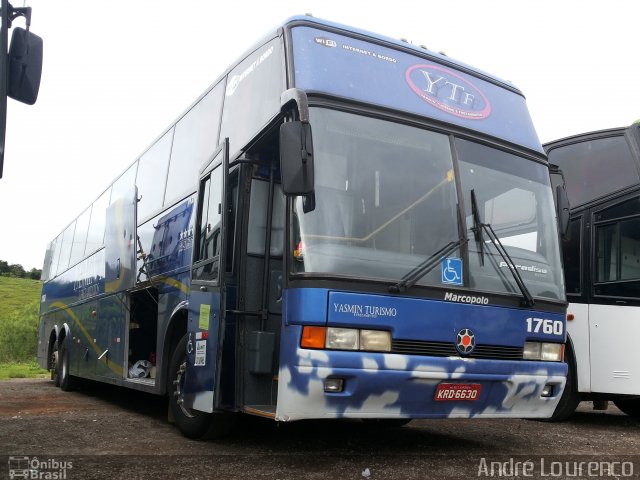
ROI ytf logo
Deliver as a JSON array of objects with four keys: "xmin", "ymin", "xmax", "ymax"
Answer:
[{"xmin": 405, "ymin": 64, "xmax": 491, "ymax": 120}]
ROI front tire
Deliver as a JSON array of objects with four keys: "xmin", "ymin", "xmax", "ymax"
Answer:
[
  {"xmin": 613, "ymin": 399, "xmax": 640, "ymax": 418},
  {"xmin": 168, "ymin": 334, "xmax": 235, "ymax": 439}
]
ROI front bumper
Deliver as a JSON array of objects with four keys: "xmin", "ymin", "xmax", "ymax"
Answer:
[{"xmin": 275, "ymin": 344, "xmax": 566, "ymax": 421}]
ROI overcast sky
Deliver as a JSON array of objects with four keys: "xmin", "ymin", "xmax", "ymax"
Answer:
[{"xmin": 1, "ymin": 0, "xmax": 638, "ymax": 270}]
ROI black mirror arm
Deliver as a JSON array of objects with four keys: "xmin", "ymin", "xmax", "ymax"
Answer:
[
  {"xmin": 7, "ymin": 4, "xmax": 31, "ymax": 30},
  {"xmin": 281, "ymin": 88, "xmax": 309, "ymax": 123}
]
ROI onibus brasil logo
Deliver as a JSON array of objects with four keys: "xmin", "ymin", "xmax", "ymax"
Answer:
[
  {"xmin": 8, "ymin": 456, "xmax": 72, "ymax": 479},
  {"xmin": 405, "ymin": 63, "xmax": 491, "ymax": 120}
]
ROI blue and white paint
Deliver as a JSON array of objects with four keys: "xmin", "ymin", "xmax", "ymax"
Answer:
[{"xmin": 276, "ymin": 289, "xmax": 566, "ymax": 421}]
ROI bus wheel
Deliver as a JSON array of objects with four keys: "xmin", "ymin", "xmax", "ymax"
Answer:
[
  {"xmin": 613, "ymin": 399, "xmax": 640, "ymax": 418},
  {"xmin": 546, "ymin": 346, "xmax": 580, "ymax": 422},
  {"xmin": 50, "ymin": 346, "xmax": 60, "ymax": 387},
  {"xmin": 58, "ymin": 343, "xmax": 77, "ymax": 392},
  {"xmin": 168, "ymin": 334, "xmax": 235, "ymax": 440}
]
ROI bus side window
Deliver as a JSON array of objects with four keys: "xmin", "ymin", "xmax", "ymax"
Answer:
[{"xmin": 593, "ymin": 196, "xmax": 640, "ymax": 299}]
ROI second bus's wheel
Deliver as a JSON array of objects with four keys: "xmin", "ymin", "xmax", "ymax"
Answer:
[
  {"xmin": 168, "ymin": 334, "xmax": 236, "ymax": 440},
  {"xmin": 58, "ymin": 342, "xmax": 77, "ymax": 392},
  {"xmin": 613, "ymin": 399, "xmax": 640, "ymax": 418},
  {"xmin": 546, "ymin": 344, "xmax": 580, "ymax": 422}
]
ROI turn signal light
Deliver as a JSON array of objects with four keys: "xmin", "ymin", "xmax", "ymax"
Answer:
[{"xmin": 301, "ymin": 326, "xmax": 326, "ymax": 349}]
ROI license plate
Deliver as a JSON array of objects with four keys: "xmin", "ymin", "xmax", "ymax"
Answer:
[{"xmin": 434, "ymin": 383, "xmax": 482, "ymax": 401}]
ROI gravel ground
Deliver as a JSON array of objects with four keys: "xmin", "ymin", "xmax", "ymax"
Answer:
[{"xmin": 1, "ymin": 378, "xmax": 638, "ymax": 479}]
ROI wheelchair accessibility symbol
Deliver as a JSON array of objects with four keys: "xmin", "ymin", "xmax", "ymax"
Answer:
[{"xmin": 441, "ymin": 257, "xmax": 463, "ymax": 285}]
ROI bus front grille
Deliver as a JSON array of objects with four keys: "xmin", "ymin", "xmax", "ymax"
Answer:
[{"xmin": 391, "ymin": 339, "xmax": 524, "ymax": 360}]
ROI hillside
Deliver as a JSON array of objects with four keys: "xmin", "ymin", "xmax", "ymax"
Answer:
[{"xmin": 0, "ymin": 276, "xmax": 42, "ymax": 363}]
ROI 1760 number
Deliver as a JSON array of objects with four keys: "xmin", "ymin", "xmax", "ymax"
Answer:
[{"xmin": 526, "ymin": 317, "xmax": 563, "ymax": 335}]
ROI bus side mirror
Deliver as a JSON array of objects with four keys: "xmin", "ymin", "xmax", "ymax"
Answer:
[
  {"xmin": 280, "ymin": 121, "xmax": 314, "ymax": 196},
  {"xmin": 556, "ymin": 184, "xmax": 570, "ymax": 239},
  {"xmin": 8, "ymin": 27, "xmax": 43, "ymax": 105}
]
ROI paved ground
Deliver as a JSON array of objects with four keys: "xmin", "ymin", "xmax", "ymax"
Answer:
[{"xmin": 0, "ymin": 378, "xmax": 638, "ymax": 479}]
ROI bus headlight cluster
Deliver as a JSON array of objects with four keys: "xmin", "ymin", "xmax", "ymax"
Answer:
[
  {"xmin": 301, "ymin": 326, "xmax": 391, "ymax": 352},
  {"xmin": 523, "ymin": 342, "xmax": 564, "ymax": 362}
]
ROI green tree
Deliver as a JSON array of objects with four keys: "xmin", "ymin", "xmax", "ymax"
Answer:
[
  {"xmin": 29, "ymin": 268, "xmax": 42, "ymax": 280},
  {"xmin": 9, "ymin": 264, "xmax": 26, "ymax": 278}
]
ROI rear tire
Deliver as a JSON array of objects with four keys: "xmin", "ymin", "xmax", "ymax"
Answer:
[
  {"xmin": 168, "ymin": 334, "xmax": 235, "ymax": 440},
  {"xmin": 59, "ymin": 342, "xmax": 77, "ymax": 392},
  {"xmin": 613, "ymin": 399, "xmax": 640, "ymax": 418},
  {"xmin": 50, "ymin": 345, "xmax": 60, "ymax": 387}
]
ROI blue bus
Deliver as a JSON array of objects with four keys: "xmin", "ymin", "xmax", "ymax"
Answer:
[{"xmin": 37, "ymin": 16, "xmax": 568, "ymax": 439}]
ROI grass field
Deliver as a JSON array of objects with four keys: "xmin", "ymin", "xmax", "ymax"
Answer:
[
  {"xmin": 0, "ymin": 276, "xmax": 48, "ymax": 377},
  {"xmin": 0, "ymin": 361, "xmax": 48, "ymax": 379}
]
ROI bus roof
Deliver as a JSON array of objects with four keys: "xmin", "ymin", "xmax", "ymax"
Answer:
[{"xmin": 283, "ymin": 15, "xmax": 523, "ymax": 96}]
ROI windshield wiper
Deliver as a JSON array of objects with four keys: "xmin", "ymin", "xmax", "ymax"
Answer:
[
  {"xmin": 470, "ymin": 189, "xmax": 535, "ymax": 307},
  {"xmin": 389, "ymin": 238, "xmax": 467, "ymax": 293},
  {"xmin": 470, "ymin": 189, "xmax": 485, "ymax": 266}
]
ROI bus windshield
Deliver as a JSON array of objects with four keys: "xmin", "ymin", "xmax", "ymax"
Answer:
[{"xmin": 292, "ymin": 108, "xmax": 565, "ymax": 301}]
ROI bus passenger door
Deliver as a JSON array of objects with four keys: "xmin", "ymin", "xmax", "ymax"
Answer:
[
  {"xmin": 182, "ymin": 142, "xmax": 229, "ymax": 413},
  {"xmin": 105, "ymin": 187, "xmax": 138, "ymax": 294}
]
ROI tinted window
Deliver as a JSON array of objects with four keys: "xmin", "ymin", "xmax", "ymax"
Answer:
[
  {"xmin": 194, "ymin": 165, "xmax": 223, "ymax": 282},
  {"xmin": 548, "ymin": 135, "xmax": 638, "ymax": 207},
  {"xmin": 137, "ymin": 128, "xmax": 173, "ymax": 222},
  {"xmin": 69, "ymin": 206, "xmax": 92, "ymax": 266},
  {"xmin": 593, "ymin": 196, "xmax": 640, "ymax": 299},
  {"xmin": 247, "ymin": 179, "xmax": 285, "ymax": 256},
  {"xmin": 43, "ymin": 237, "xmax": 59, "ymax": 280},
  {"xmin": 198, "ymin": 166, "xmax": 222, "ymax": 262},
  {"xmin": 563, "ymin": 217, "xmax": 582, "ymax": 295},
  {"xmin": 596, "ymin": 218, "xmax": 640, "ymax": 283},
  {"xmin": 165, "ymin": 84, "xmax": 224, "ymax": 205},
  {"xmin": 220, "ymin": 37, "xmax": 283, "ymax": 156},
  {"xmin": 111, "ymin": 162, "xmax": 138, "ymax": 205},
  {"xmin": 57, "ymin": 221, "xmax": 76, "ymax": 273},
  {"xmin": 86, "ymin": 188, "xmax": 111, "ymax": 255}
]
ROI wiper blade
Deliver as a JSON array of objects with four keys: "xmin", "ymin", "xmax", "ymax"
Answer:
[
  {"xmin": 471, "ymin": 189, "xmax": 535, "ymax": 307},
  {"xmin": 470, "ymin": 189, "xmax": 484, "ymax": 266},
  {"xmin": 389, "ymin": 239, "xmax": 467, "ymax": 293}
]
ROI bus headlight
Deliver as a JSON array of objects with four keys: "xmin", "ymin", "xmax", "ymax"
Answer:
[
  {"xmin": 523, "ymin": 342, "xmax": 564, "ymax": 362},
  {"xmin": 326, "ymin": 328, "xmax": 359, "ymax": 350},
  {"xmin": 360, "ymin": 330, "xmax": 391, "ymax": 352}
]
